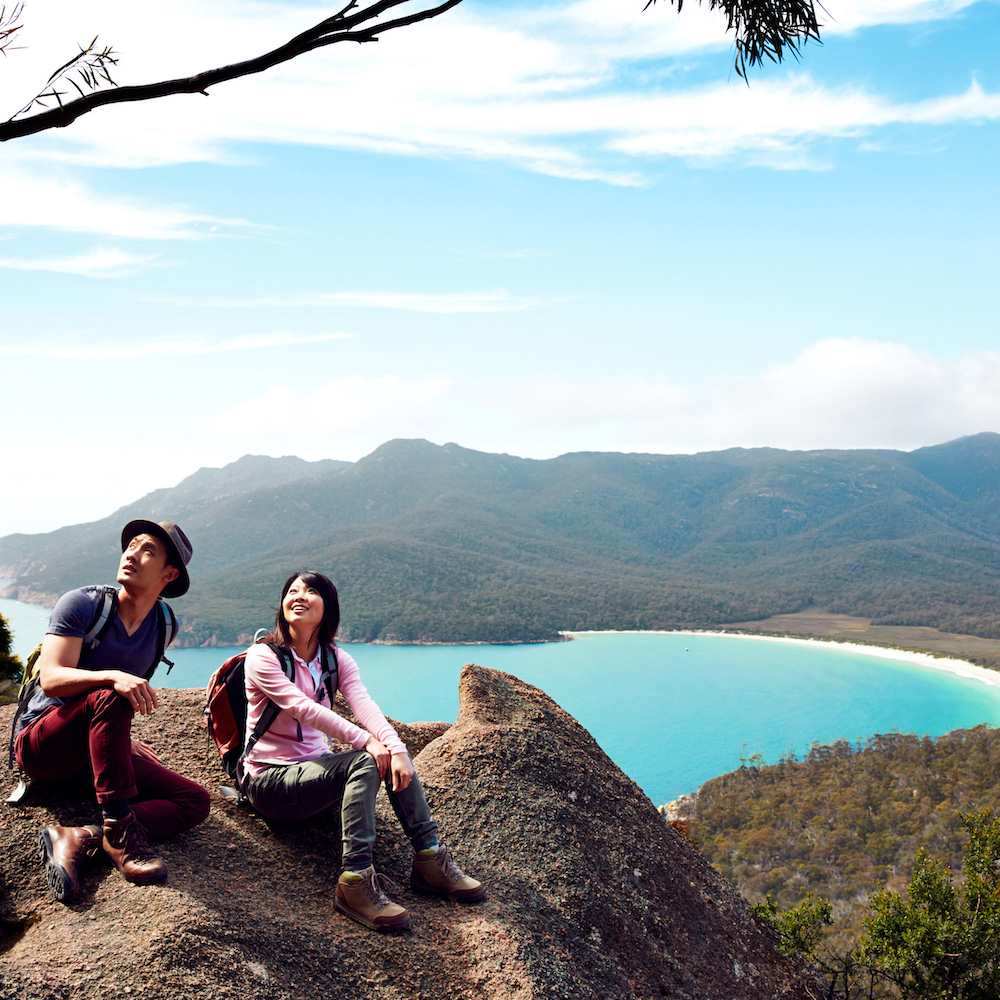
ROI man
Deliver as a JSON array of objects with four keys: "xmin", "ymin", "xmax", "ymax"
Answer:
[{"xmin": 14, "ymin": 519, "xmax": 210, "ymax": 903}]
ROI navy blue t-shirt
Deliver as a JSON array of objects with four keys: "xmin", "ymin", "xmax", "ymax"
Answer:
[{"xmin": 20, "ymin": 586, "xmax": 162, "ymax": 729}]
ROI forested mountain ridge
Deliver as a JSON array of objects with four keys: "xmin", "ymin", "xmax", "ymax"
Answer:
[{"xmin": 3, "ymin": 434, "xmax": 1000, "ymax": 644}]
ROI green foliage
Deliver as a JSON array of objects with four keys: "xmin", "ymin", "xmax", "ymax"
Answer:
[
  {"xmin": 752, "ymin": 891, "xmax": 832, "ymax": 961},
  {"xmin": 685, "ymin": 727, "xmax": 1000, "ymax": 921},
  {"xmin": 748, "ymin": 813, "xmax": 1000, "ymax": 999},
  {"xmin": 859, "ymin": 811, "xmax": 1000, "ymax": 999},
  {"xmin": 0, "ymin": 610, "xmax": 23, "ymax": 684},
  {"xmin": 648, "ymin": 0, "xmax": 822, "ymax": 79},
  {"xmin": 691, "ymin": 732, "xmax": 1000, "ymax": 999}
]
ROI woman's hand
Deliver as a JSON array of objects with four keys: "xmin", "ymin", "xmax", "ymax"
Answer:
[
  {"xmin": 364, "ymin": 737, "xmax": 390, "ymax": 779},
  {"xmin": 389, "ymin": 752, "xmax": 414, "ymax": 793},
  {"xmin": 130, "ymin": 736, "xmax": 161, "ymax": 762}
]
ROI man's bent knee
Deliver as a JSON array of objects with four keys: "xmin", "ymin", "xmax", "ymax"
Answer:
[{"xmin": 85, "ymin": 687, "xmax": 135, "ymax": 719}]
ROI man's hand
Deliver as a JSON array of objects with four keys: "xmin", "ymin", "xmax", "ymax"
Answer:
[
  {"xmin": 364, "ymin": 736, "xmax": 390, "ymax": 779},
  {"xmin": 130, "ymin": 736, "xmax": 161, "ymax": 762},
  {"xmin": 389, "ymin": 752, "xmax": 414, "ymax": 793},
  {"xmin": 38, "ymin": 635, "xmax": 159, "ymax": 714},
  {"xmin": 112, "ymin": 673, "xmax": 159, "ymax": 715}
]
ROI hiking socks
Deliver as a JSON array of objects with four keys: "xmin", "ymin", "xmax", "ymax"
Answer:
[{"xmin": 102, "ymin": 800, "xmax": 131, "ymax": 822}]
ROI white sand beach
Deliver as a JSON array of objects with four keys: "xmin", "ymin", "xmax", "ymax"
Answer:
[{"xmin": 561, "ymin": 628, "xmax": 1000, "ymax": 692}]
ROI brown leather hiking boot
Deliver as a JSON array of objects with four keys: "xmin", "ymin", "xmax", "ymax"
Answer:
[
  {"xmin": 334, "ymin": 866, "xmax": 411, "ymax": 931},
  {"xmin": 102, "ymin": 812, "xmax": 168, "ymax": 885},
  {"xmin": 38, "ymin": 824, "xmax": 103, "ymax": 904},
  {"xmin": 410, "ymin": 844, "xmax": 486, "ymax": 902}
]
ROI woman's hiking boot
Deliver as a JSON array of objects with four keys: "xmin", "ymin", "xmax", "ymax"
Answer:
[
  {"xmin": 102, "ymin": 812, "xmax": 168, "ymax": 885},
  {"xmin": 410, "ymin": 844, "xmax": 486, "ymax": 902},
  {"xmin": 335, "ymin": 866, "xmax": 411, "ymax": 931},
  {"xmin": 38, "ymin": 824, "xmax": 103, "ymax": 903}
]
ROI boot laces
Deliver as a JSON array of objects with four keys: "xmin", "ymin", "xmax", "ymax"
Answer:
[
  {"xmin": 123, "ymin": 819, "xmax": 159, "ymax": 865},
  {"xmin": 437, "ymin": 846, "xmax": 465, "ymax": 881},
  {"xmin": 366, "ymin": 871, "xmax": 400, "ymax": 909}
]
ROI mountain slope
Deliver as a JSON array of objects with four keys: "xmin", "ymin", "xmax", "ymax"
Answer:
[{"xmin": 3, "ymin": 435, "xmax": 1000, "ymax": 644}]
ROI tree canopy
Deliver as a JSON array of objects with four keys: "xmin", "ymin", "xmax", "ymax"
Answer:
[{"xmin": 0, "ymin": 0, "xmax": 822, "ymax": 143}]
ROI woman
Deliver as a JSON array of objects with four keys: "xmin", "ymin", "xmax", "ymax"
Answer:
[{"xmin": 241, "ymin": 570, "xmax": 484, "ymax": 931}]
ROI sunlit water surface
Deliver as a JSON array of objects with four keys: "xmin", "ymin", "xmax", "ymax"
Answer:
[{"xmin": 4, "ymin": 594, "xmax": 1000, "ymax": 804}]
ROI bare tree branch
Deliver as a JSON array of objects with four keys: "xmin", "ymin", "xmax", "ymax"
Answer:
[
  {"xmin": 9, "ymin": 35, "xmax": 118, "ymax": 121},
  {"xmin": 1, "ymin": 0, "xmax": 825, "ymax": 143},
  {"xmin": 1, "ymin": 2, "xmax": 25, "ymax": 58},
  {"xmin": 645, "ymin": 0, "xmax": 824, "ymax": 79},
  {"xmin": 0, "ymin": 0, "xmax": 464, "ymax": 142}
]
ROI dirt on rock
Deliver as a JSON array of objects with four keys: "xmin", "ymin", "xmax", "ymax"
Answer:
[{"xmin": 0, "ymin": 664, "xmax": 823, "ymax": 1000}]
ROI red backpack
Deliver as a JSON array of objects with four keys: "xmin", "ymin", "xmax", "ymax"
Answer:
[{"xmin": 204, "ymin": 633, "xmax": 337, "ymax": 793}]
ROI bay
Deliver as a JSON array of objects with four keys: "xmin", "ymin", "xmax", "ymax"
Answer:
[{"xmin": 4, "ymin": 593, "xmax": 1000, "ymax": 805}]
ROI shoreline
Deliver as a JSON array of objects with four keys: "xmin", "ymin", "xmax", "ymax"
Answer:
[
  {"xmin": 563, "ymin": 627, "xmax": 1000, "ymax": 813},
  {"xmin": 561, "ymin": 628, "xmax": 1000, "ymax": 692}
]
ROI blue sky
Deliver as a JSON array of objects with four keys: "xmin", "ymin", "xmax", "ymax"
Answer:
[{"xmin": 1, "ymin": 0, "xmax": 998, "ymax": 536}]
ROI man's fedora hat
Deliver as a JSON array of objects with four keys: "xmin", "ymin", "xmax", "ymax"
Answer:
[{"xmin": 120, "ymin": 519, "xmax": 193, "ymax": 598}]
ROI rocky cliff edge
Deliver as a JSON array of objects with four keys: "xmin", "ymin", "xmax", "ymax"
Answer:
[{"xmin": 0, "ymin": 665, "xmax": 821, "ymax": 999}]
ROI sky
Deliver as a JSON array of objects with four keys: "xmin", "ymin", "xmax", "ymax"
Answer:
[{"xmin": 1, "ymin": 0, "xmax": 998, "ymax": 536}]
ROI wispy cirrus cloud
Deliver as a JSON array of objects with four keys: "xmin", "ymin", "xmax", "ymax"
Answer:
[
  {"xmin": 139, "ymin": 288, "xmax": 572, "ymax": 313},
  {"xmin": 0, "ymin": 331, "xmax": 355, "ymax": 360},
  {"xmin": 0, "ymin": 165, "xmax": 258, "ymax": 240},
  {"xmin": 817, "ymin": 0, "xmax": 982, "ymax": 32},
  {"xmin": 0, "ymin": 247, "xmax": 159, "ymax": 277},
  {"xmin": 607, "ymin": 77, "xmax": 1000, "ymax": 164}
]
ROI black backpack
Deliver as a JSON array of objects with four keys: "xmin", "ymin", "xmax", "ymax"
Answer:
[{"xmin": 7, "ymin": 586, "xmax": 177, "ymax": 804}]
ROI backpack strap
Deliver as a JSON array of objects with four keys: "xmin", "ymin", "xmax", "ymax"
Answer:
[
  {"xmin": 88, "ymin": 587, "xmax": 176, "ymax": 679},
  {"xmin": 235, "ymin": 643, "xmax": 295, "ymax": 793},
  {"xmin": 83, "ymin": 586, "xmax": 118, "ymax": 650},
  {"xmin": 318, "ymin": 645, "xmax": 339, "ymax": 708},
  {"xmin": 144, "ymin": 598, "xmax": 177, "ymax": 678}
]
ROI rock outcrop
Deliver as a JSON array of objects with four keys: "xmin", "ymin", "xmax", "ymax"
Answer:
[{"xmin": 0, "ymin": 665, "xmax": 822, "ymax": 999}]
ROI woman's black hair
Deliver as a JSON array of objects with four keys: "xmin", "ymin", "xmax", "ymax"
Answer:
[{"xmin": 273, "ymin": 570, "xmax": 341, "ymax": 651}]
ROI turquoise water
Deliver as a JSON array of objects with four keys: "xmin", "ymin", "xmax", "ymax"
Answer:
[{"xmin": 5, "ymin": 594, "xmax": 1000, "ymax": 805}]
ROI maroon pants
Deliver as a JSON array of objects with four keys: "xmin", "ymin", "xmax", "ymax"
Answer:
[{"xmin": 15, "ymin": 688, "xmax": 210, "ymax": 839}]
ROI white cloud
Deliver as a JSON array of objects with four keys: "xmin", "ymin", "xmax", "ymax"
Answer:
[
  {"xmin": 202, "ymin": 374, "xmax": 456, "ymax": 454},
  {"xmin": 0, "ymin": 437, "xmax": 242, "ymax": 537},
  {"xmin": 606, "ymin": 77, "xmax": 1000, "ymax": 163},
  {"xmin": 472, "ymin": 339, "xmax": 1000, "ymax": 455},
  {"xmin": 2, "ymin": 0, "xmax": 992, "ymax": 182},
  {"xmin": 6, "ymin": 339, "xmax": 998, "ymax": 535},
  {"xmin": 0, "ymin": 247, "xmax": 159, "ymax": 277},
  {"xmin": 139, "ymin": 288, "xmax": 572, "ymax": 312},
  {"xmin": 818, "ymin": 0, "xmax": 981, "ymax": 33},
  {"xmin": 0, "ymin": 331, "xmax": 355, "ymax": 360},
  {"xmin": 0, "ymin": 165, "xmax": 254, "ymax": 239},
  {"xmin": 196, "ymin": 339, "xmax": 1000, "ymax": 471}
]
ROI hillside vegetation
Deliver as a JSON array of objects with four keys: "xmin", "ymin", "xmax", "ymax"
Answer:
[
  {"xmin": 3, "ymin": 434, "xmax": 1000, "ymax": 644},
  {"xmin": 683, "ymin": 726, "xmax": 1000, "ymax": 997},
  {"xmin": 685, "ymin": 726, "xmax": 1000, "ymax": 943}
]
